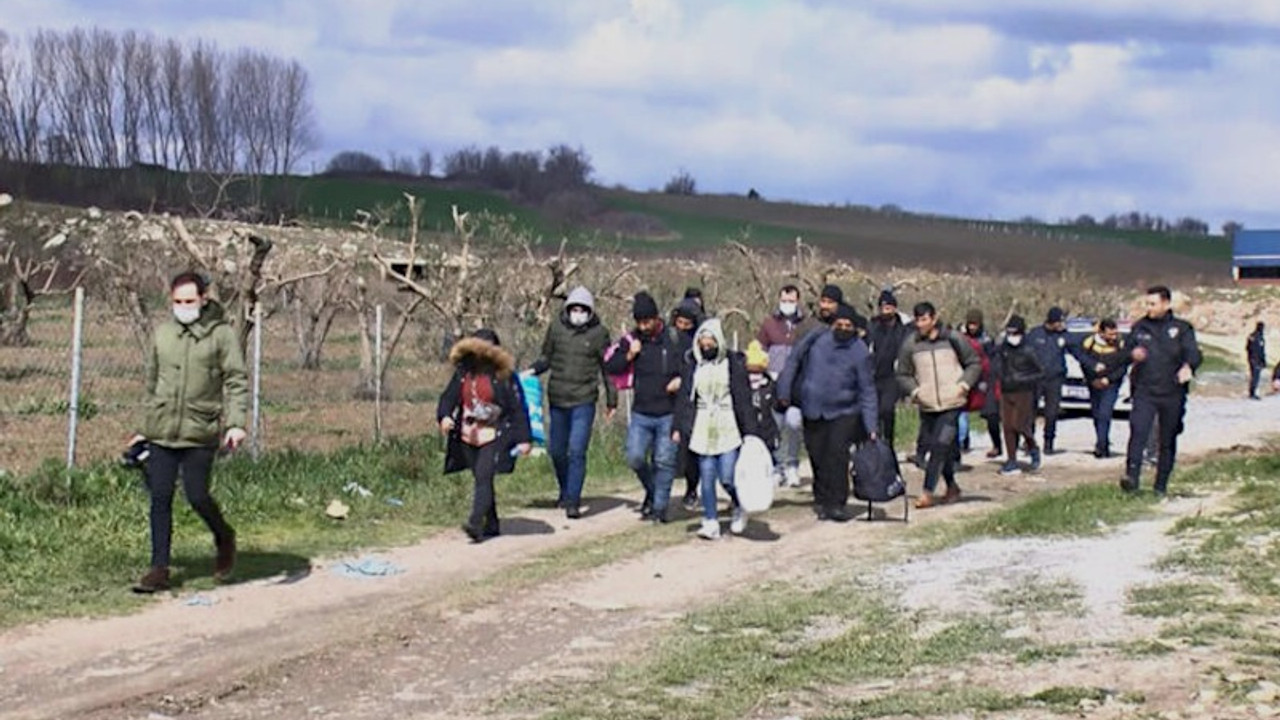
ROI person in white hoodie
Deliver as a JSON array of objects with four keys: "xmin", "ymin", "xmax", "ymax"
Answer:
[{"xmin": 672, "ymin": 319, "xmax": 760, "ymax": 539}]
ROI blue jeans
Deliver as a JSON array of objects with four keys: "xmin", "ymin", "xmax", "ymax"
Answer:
[
  {"xmin": 771, "ymin": 409, "xmax": 801, "ymax": 471},
  {"xmin": 1090, "ymin": 384, "xmax": 1121, "ymax": 453},
  {"xmin": 698, "ymin": 448, "xmax": 742, "ymax": 520},
  {"xmin": 549, "ymin": 402, "xmax": 596, "ymax": 507},
  {"xmin": 957, "ymin": 411, "xmax": 970, "ymax": 449},
  {"xmin": 625, "ymin": 412, "xmax": 677, "ymax": 516}
]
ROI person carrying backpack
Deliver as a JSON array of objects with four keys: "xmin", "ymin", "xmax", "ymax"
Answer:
[
  {"xmin": 994, "ymin": 316, "xmax": 1044, "ymax": 475},
  {"xmin": 673, "ymin": 319, "xmax": 759, "ymax": 539},
  {"xmin": 604, "ymin": 292, "xmax": 684, "ymax": 523},
  {"xmin": 897, "ymin": 302, "xmax": 983, "ymax": 509},
  {"xmin": 437, "ymin": 329, "xmax": 533, "ymax": 543},
  {"xmin": 529, "ymin": 286, "xmax": 618, "ymax": 519}
]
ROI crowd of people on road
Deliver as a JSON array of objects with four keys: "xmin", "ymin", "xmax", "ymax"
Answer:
[{"xmin": 127, "ymin": 271, "xmax": 1207, "ymax": 590}]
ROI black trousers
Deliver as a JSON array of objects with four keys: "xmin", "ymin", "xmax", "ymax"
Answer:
[
  {"xmin": 919, "ymin": 409, "xmax": 960, "ymax": 494},
  {"xmin": 875, "ymin": 377, "xmax": 899, "ymax": 450},
  {"xmin": 1035, "ymin": 377, "xmax": 1064, "ymax": 445},
  {"xmin": 1250, "ymin": 364, "xmax": 1264, "ymax": 397},
  {"xmin": 678, "ymin": 446, "xmax": 701, "ymax": 498},
  {"xmin": 463, "ymin": 443, "xmax": 502, "ymax": 534},
  {"xmin": 147, "ymin": 445, "xmax": 232, "ymax": 569},
  {"xmin": 803, "ymin": 414, "xmax": 863, "ymax": 510},
  {"xmin": 1126, "ymin": 394, "xmax": 1186, "ymax": 494}
]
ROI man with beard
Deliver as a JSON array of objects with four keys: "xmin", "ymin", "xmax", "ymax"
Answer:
[{"xmin": 605, "ymin": 292, "xmax": 684, "ymax": 522}]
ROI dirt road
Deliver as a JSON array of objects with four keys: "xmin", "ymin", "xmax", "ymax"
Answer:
[{"xmin": 1, "ymin": 395, "xmax": 1276, "ymax": 720}]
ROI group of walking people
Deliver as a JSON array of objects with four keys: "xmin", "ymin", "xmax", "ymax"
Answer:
[{"xmin": 127, "ymin": 272, "xmax": 1202, "ymax": 591}]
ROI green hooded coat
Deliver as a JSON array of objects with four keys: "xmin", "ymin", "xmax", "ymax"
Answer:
[{"xmin": 142, "ymin": 301, "xmax": 250, "ymax": 449}]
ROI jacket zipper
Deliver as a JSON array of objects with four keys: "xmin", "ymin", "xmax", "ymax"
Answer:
[
  {"xmin": 929, "ymin": 344, "xmax": 942, "ymax": 408},
  {"xmin": 174, "ymin": 328, "xmax": 192, "ymax": 440}
]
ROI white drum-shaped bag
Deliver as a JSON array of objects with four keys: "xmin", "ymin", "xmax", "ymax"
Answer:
[{"xmin": 734, "ymin": 435, "xmax": 775, "ymax": 514}]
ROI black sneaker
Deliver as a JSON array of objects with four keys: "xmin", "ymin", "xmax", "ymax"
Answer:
[
  {"xmin": 1119, "ymin": 478, "xmax": 1139, "ymax": 493},
  {"xmin": 681, "ymin": 493, "xmax": 699, "ymax": 512},
  {"xmin": 565, "ymin": 506, "xmax": 583, "ymax": 520}
]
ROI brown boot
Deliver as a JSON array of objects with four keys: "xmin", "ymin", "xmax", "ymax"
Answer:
[
  {"xmin": 133, "ymin": 567, "xmax": 171, "ymax": 594},
  {"xmin": 214, "ymin": 531, "xmax": 237, "ymax": 582},
  {"xmin": 942, "ymin": 485, "xmax": 963, "ymax": 505},
  {"xmin": 915, "ymin": 493, "xmax": 936, "ymax": 509},
  {"xmin": 985, "ymin": 448, "xmax": 1002, "ymax": 459}
]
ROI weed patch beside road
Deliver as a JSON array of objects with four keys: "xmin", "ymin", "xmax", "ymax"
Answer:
[{"xmin": 0, "ymin": 427, "xmax": 630, "ymax": 628}]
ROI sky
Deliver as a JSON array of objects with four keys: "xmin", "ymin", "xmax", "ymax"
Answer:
[{"xmin": 6, "ymin": 0, "xmax": 1280, "ymax": 230}]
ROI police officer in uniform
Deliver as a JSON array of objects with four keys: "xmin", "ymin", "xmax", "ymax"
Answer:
[{"xmin": 1116, "ymin": 286, "xmax": 1201, "ymax": 496}]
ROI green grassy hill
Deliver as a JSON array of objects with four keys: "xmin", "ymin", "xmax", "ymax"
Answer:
[{"xmin": 0, "ymin": 163, "xmax": 1231, "ymax": 284}]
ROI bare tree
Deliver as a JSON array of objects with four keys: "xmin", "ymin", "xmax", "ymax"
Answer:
[{"xmin": 416, "ymin": 149, "xmax": 433, "ymax": 177}]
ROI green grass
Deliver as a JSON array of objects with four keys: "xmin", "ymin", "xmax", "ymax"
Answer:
[
  {"xmin": 0, "ymin": 424, "xmax": 630, "ymax": 628},
  {"xmin": 1127, "ymin": 581, "xmax": 1223, "ymax": 618},
  {"xmin": 282, "ymin": 176, "xmax": 549, "ymax": 233},
  {"xmin": 599, "ymin": 195, "xmax": 803, "ymax": 249},
  {"xmin": 502, "ymin": 579, "xmax": 1030, "ymax": 720},
  {"xmin": 927, "ymin": 482, "xmax": 1159, "ymax": 548},
  {"xmin": 1199, "ymin": 343, "xmax": 1242, "ymax": 373},
  {"xmin": 993, "ymin": 576, "xmax": 1086, "ymax": 617}
]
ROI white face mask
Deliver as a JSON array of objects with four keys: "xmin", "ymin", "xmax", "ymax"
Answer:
[
  {"xmin": 173, "ymin": 304, "xmax": 202, "ymax": 325},
  {"xmin": 779, "ymin": 302, "xmax": 798, "ymax": 317},
  {"xmin": 568, "ymin": 310, "xmax": 590, "ymax": 327},
  {"xmin": 1006, "ymin": 334, "xmax": 1023, "ymax": 347}
]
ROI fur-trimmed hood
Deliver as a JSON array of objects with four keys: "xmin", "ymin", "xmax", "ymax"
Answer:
[{"xmin": 449, "ymin": 337, "xmax": 516, "ymax": 378}]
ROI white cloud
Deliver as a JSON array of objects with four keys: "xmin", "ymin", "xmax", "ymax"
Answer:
[{"xmin": 3, "ymin": 0, "xmax": 1280, "ymax": 228}]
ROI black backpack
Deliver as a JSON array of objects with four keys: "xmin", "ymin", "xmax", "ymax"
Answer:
[{"xmin": 851, "ymin": 440, "xmax": 909, "ymax": 522}]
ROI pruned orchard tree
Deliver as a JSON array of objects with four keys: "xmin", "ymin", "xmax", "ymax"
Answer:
[
  {"xmin": 281, "ymin": 248, "xmax": 352, "ymax": 370},
  {"xmin": 77, "ymin": 208, "xmax": 341, "ymax": 365},
  {"xmin": 0, "ymin": 196, "xmax": 87, "ymax": 346}
]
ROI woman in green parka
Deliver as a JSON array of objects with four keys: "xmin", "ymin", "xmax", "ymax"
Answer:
[{"xmin": 130, "ymin": 272, "xmax": 250, "ymax": 593}]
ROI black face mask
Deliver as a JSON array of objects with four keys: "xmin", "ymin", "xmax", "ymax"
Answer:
[{"xmin": 832, "ymin": 328, "xmax": 856, "ymax": 343}]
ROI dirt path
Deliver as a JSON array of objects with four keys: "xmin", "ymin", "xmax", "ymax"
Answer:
[{"xmin": 1, "ymin": 396, "xmax": 1276, "ymax": 720}]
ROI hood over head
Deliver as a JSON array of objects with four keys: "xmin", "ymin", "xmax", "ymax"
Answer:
[
  {"xmin": 448, "ymin": 335, "xmax": 516, "ymax": 378},
  {"xmin": 565, "ymin": 286, "xmax": 594, "ymax": 312},
  {"xmin": 693, "ymin": 318, "xmax": 727, "ymax": 363}
]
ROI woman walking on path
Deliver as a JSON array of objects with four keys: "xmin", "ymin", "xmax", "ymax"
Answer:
[
  {"xmin": 673, "ymin": 319, "xmax": 759, "ymax": 540},
  {"xmin": 438, "ymin": 329, "xmax": 533, "ymax": 543}
]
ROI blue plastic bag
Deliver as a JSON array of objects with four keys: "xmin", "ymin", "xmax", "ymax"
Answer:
[{"xmin": 518, "ymin": 372, "xmax": 546, "ymax": 445}]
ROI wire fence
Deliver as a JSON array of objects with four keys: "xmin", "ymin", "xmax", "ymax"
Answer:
[{"xmin": 0, "ymin": 292, "xmax": 450, "ymax": 476}]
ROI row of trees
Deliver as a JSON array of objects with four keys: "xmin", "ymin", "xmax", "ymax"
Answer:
[
  {"xmin": 324, "ymin": 144, "xmax": 594, "ymax": 204},
  {"xmin": 1056, "ymin": 212, "xmax": 1223, "ymax": 236},
  {"xmin": 0, "ymin": 28, "xmax": 316, "ymax": 175}
]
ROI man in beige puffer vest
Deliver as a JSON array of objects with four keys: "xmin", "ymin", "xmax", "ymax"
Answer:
[{"xmin": 897, "ymin": 302, "xmax": 982, "ymax": 509}]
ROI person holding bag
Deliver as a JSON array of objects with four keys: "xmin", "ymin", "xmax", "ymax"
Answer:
[
  {"xmin": 437, "ymin": 329, "xmax": 533, "ymax": 543},
  {"xmin": 673, "ymin": 319, "xmax": 759, "ymax": 539}
]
